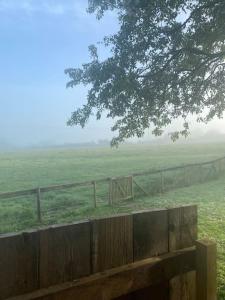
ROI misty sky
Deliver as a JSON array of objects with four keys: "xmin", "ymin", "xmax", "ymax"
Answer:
[
  {"xmin": 0, "ymin": 0, "xmax": 119, "ymax": 147},
  {"xmin": 0, "ymin": 0, "xmax": 225, "ymax": 147}
]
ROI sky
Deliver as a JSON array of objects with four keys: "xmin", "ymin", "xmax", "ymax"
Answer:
[
  {"xmin": 0, "ymin": 0, "xmax": 119, "ymax": 147},
  {"xmin": 0, "ymin": 0, "xmax": 225, "ymax": 148}
]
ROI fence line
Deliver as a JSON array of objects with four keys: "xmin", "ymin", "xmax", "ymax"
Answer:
[
  {"xmin": 1, "ymin": 155, "xmax": 225, "ymax": 200},
  {"xmin": 0, "ymin": 206, "xmax": 199, "ymax": 300},
  {"xmin": 0, "ymin": 155, "xmax": 225, "ymax": 223}
]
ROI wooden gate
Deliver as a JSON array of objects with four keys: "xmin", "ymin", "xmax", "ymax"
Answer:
[{"xmin": 109, "ymin": 176, "xmax": 133, "ymax": 204}]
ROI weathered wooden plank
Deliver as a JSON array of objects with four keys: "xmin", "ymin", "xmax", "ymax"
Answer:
[
  {"xmin": 196, "ymin": 240, "xmax": 217, "ymax": 300},
  {"xmin": 93, "ymin": 181, "xmax": 97, "ymax": 208},
  {"xmin": 7, "ymin": 247, "xmax": 196, "ymax": 300},
  {"xmin": 133, "ymin": 208, "xmax": 169, "ymax": 299},
  {"xmin": 39, "ymin": 221, "xmax": 91, "ymax": 288},
  {"xmin": 91, "ymin": 214, "xmax": 133, "ymax": 273},
  {"xmin": 36, "ymin": 188, "xmax": 41, "ymax": 222},
  {"xmin": 109, "ymin": 177, "xmax": 133, "ymax": 203},
  {"xmin": 0, "ymin": 231, "xmax": 39, "ymax": 300},
  {"xmin": 133, "ymin": 209, "xmax": 168, "ymax": 260},
  {"xmin": 0, "ymin": 189, "xmax": 37, "ymax": 200},
  {"xmin": 169, "ymin": 205, "xmax": 197, "ymax": 300}
]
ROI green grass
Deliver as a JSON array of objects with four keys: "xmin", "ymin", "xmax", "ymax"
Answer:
[
  {"xmin": 0, "ymin": 142, "xmax": 225, "ymax": 298},
  {"xmin": 1, "ymin": 142, "xmax": 225, "ymax": 192}
]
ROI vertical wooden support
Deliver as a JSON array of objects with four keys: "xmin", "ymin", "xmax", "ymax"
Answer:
[
  {"xmin": 169, "ymin": 205, "xmax": 197, "ymax": 300},
  {"xmin": 37, "ymin": 187, "xmax": 41, "ymax": 223},
  {"xmin": 133, "ymin": 209, "xmax": 169, "ymax": 300},
  {"xmin": 160, "ymin": 171, "xmax": 164, "ymax": 193},
  {"xmin": 39, "ymin": 221, "xmax": 91, "ymax": 288},
  {"xmin": 133, "ymin": 209, "xmax": 168, "ymax": 260},
  {"xmin": 108, "ymin": 178, "xmax": 113, "ymax": 206},
  {"xmin": 217, "ymin": 160, "xmax": 222, "ymax": 175},
  {"xmin": 0, "ymin": 231, "xmax": 39, "ymax": 300},
  {"xmin": 199, "ymin": 164, "xmax": 203, "ymax": 183},
  {"xmin": 93, "ymin": 181, "xmax": 97, "ymax": 208},
  {"xmin": 131, "ymin": 176, "xmax": 134, "ymax": 200},
  {"xmin": 196, "ymin": 240, "xmax": 217, "ymax": 300},
  {"xmin": 91, "ymin": 214, "xmax": 133, "ymax": 273}
]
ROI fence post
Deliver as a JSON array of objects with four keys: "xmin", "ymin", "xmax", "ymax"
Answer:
[
  {"xmin": 109, "ymin": 178, "xmax": 113, "ymax": 206},
  {"xmin": 199, "ymin": 164, "xmax": 203, "ymax": 183},
  {"xmin": 131, "ymin": 176, "xmax": 134, "ymax": 200},
  {"xmin": 160, "ymin": 171, "xmax": 164, "ymax": 194},
  {"xmin": 196, "ymin": 239, "xmax": 217, "ymax": 300},
  {"xmin": 93, "ymin": 181, "xmax": 97, "ymax": 208},
  {"xmin": 36, "ymin": 187, "xmax": 42, "ymax": 223}
]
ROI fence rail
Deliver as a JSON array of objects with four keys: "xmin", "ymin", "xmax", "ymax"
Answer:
[
  {"xmin": 0, "ymin": 206, "xmax": 199, "ymax": 300},
  {"xmin": 0, "ymin": 206, "xmax": 217, "ymax": 300},
  {"xmin": 0, "ymin": 155, "xmax": 225, "ymax": 223}
]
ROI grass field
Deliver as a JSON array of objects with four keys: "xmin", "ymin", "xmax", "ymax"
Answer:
[{"xmin": 0, "ymin": 142, "xmax": 225, "ymax": 298}]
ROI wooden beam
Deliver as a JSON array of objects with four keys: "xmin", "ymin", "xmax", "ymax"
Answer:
[
  {"xmin": 7, "ymin": 247, "xmax": 196, "ymax": 300},
  {"xmin": 36, "ymin": 188, "xmax": 41, "ymax": 223},
  {"xmin": 196, "ymin": 240, "xmax": 217, "ymax": 300},
  {"xmin": 0, "ymin": 188, "xmax": 37, "ymax": 200},
  {"xmin": 116, "ymin": 180, "xmax": 126, "ymax": 198},
  {"xmin": 133, "ymin": 179, "xmax": 149, "ymax": 196},
  {"xmin": 93, "ymin": 181, "xmax": 97, "ymax": 208},
  {"xmin": 91, "ymin": 215, "xmax": 133, "ymax": 273},
  {"xmin": 0, "ymin": 156, "xmax": 224, "ymax": 201},
  {"xmin": 169, "ymin": 205, "xmax": 197, "ymax": 300}
]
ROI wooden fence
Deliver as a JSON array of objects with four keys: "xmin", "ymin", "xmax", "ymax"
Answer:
[
  {"xmin": 0, "ymin": 156, "xmax": 225, "ymax": 223},
  {"xmin": 0, "ymin": 205, "xmax": 217, "ymax": 300}
]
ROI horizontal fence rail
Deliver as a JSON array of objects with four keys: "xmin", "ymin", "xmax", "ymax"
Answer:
[
  {"xmin": 1, "ymin": 156, "xmax": 225, "ymax": 200},
  {"xmin": 0, "ymin": 156, "xmax": 225, "ymax": 226},
  {"xmin": 0, "ymin": 206, "xmax": 198, "ymax": 300},
  {"xmin": 0, "ymin": 206, "xmax": 217, "ymax": 300}
]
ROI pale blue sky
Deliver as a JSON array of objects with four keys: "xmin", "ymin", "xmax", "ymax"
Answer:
[
  {"xmin": 0, "ymin": 0, "xmax": 224, "ymax": 148},
  {"xmin": 0, "ymin": 0, "xmax": 118, "ymax": 147}
]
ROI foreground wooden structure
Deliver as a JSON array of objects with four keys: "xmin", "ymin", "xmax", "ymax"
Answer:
[{"xmin": 0, "ymin": 205, "xmax": 217, "ymax": 300}]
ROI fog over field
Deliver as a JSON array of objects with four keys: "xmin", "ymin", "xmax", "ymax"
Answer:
[{"xmin": 1, "ymin": 0, "xmax": 225, "ymax": 150}]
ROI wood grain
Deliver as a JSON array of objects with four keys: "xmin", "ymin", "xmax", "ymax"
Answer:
[
  {"xmin": 39, "ymin": 221, "xmax": 91, "ymax": 288},
  {"xmin": 7, "ymin": 247, "xmax": 196, "ymax": 300},
  {"xmin": 169, "ymin": 205, "xmax": 197, "ymax": 300},
  {"xmin": 196, "ymin": 240, "xmax": 217, "ymax": 300},
  {"xmin": 91, "ymin": 214, "xmax": 133, "ymax": 273},
  {"xmin": 0, "ymin": 231, "xmax": 39, "ymax": 300},
  {"xmin": 133, "ymin": 209, "xmax": 168, "ymax": 260}
]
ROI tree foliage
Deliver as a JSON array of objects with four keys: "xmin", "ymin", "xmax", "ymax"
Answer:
[{"xmin": 65, "ymin": 0, "xmax": 225, "ymax": 146}]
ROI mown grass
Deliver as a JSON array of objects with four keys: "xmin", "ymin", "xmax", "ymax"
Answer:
[{"xmin": 0, "ymin": 142, "xmax": 225, "ymax": 298}]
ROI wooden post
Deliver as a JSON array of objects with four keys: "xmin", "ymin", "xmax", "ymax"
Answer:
[
  {"xmin": 37, "ymin": 188, "xmax": 41, "ymax": 223},
  {"xmin": 131, "ymin": 176, "xmax": 134, "ymax": 200},
  {"xmin": 160, "ymin": 171, "xmax": 164, "ymax": 194},
  {"xmin": 169, "ymin": 205, "xmax": 197, "ymax": 300},
  {"xmin": 93, "ymin": 181, "xmax": 97, "ymax": 209},
  {"xmin": 108, "ymin": 179, "xmax": 112, "ymax": 206},
  {"xmin": 199, "ymin": 164, "xmax": 203, "ymax": 183},
  {"xmin": 196, "ymin": 240, "xmax": 217, "ymax": 300},
  {"xmin": 218, "ymin": 160, "xmax": 222, "ymax": 175}
]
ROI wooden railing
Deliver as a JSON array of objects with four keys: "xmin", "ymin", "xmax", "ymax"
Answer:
[
  {"xmin": 0, "ymin": 206, "xmax": 217, "ymax": 300},
  {"xmin": 0, "ymin": 156, "xmax": 225, "ymax": 222}
]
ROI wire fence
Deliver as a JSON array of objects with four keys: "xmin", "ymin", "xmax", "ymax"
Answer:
[{"xmin": 0, "ymin": 156, "xmax": 225, "ymax": 233}]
